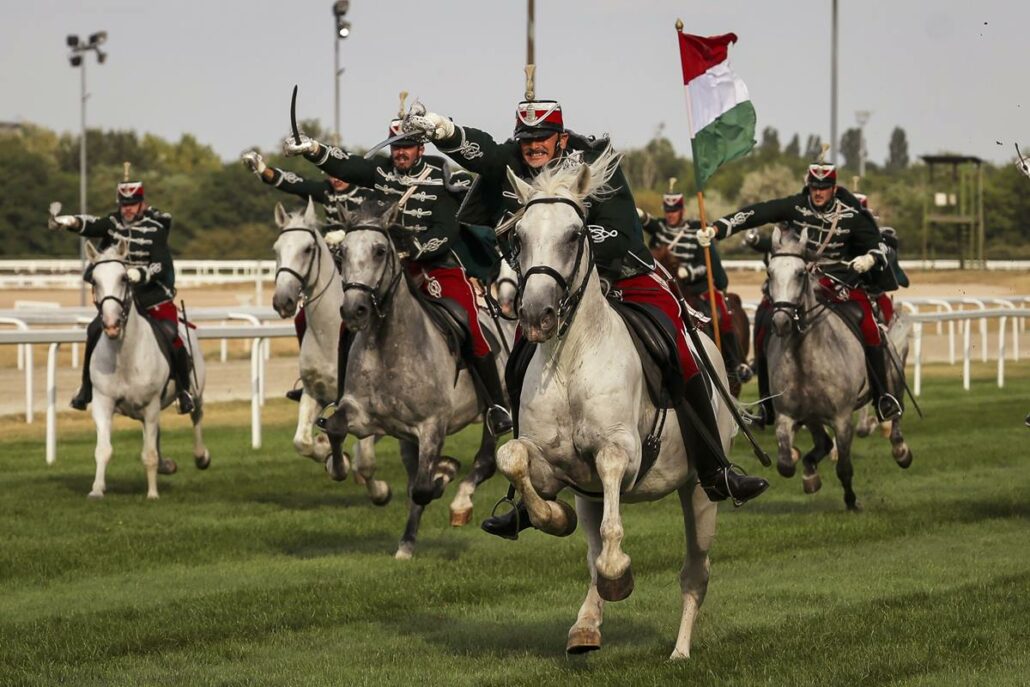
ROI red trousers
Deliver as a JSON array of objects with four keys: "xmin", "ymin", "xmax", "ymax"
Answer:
[
  {"xmin": 697, "ymin": 290, "xmax": 733, "ymax": 333},
  {"xmin": 876, "ymin": 294, "xmax": 894, "ymax": 325},
  {"xmin": 411, "ymin": 265, "xmax": 491, "ymax": 357},
  {"xmin": 294, "ymin": 306, "xmax": 307, "ymax": 343},
  {"xmin": 614, "ymin": 273, "xmax": 701, "ymax": 380},
  {"xmin": 148, "ymin": 301, "xmax": 184, "ymax": 349},
  {"xmin": 818, "ymin": 277, "xmax": 881, "ymax": 346},
  {"xmin": 754, "ymin": 295, "xmax": 772, "ymax": 354}
]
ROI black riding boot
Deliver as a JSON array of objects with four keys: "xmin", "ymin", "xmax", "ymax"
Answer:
[
  {"xmin": 866, "ymin": 344, "xmax": 902, "ymax": 422},
  {"xmin": 469, "ymin": 353, "xmax": 513, "ymax": 436},
  {"xmin": 70, "ymin": 317, "xmax": 103, "ymax": 411},
  {"xmin": 682, "ymin": 375, "xmax": 769, "ymax": 504},
  {"xmin": 720, "ymin": 330, "xmax": 746, "ymax": 394},
  {"xmin": 755, "ymin": 355, "xmax": 775, "ymax": 429},
  {"xmin": 173, "ymin": 346, "xmax": 195, "ymax": 415},
  {"xmin": 481, "ymin": 487, "xmax": 532, "ymax": 540}
]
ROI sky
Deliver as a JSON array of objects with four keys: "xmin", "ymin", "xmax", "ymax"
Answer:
[{"xmin": 1, "ymin": 0, "xmax": 1026, "ymax": 167}]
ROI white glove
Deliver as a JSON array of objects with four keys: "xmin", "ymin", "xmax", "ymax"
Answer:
[
  {"xmin": 849, "ymin": 254, "xmax": 876, "ymax": 273},
  {"xmin": 47, "ymin": 201, "xmax": 78, "ymax": 231},
  {"xmin": 324, "ymin": 229, "xmax": 347, "ymax": 246},
  {"xmin": 636, "ymin": 208, "xmax": 651, "ymax": 224},
  {"xmin": 676, "ymin": 265, "xmax": 692, "ymax": 281},
  {"xmin": 1016, "ymin": 158, "xmax": 1030, "ymax": 179},
  {"xmin": 281, "ymin": 133, "xmax": 320, "ymax": 157},
  {"xmin": 241, "ymin": 151, "xmax": 267, "ymax": 175},
  {"xmin": 696, "ymin": 225, "xmax": 717, "ymax": 247},
  {"xmin": 403, "ymin": 111, "xmax": 454, "ymax": 141},
  {"xmin": 126, "ymin": 267, "xmax": 145, "ymax": 284},
  {"xmin": 744, "ymin": 229, "xmax": 760, "ymax": 246}
]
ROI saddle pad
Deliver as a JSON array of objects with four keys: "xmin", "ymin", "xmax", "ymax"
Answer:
[{"xmin": 610, "ymin": 300, "xmax": 686, "ymax": 409}]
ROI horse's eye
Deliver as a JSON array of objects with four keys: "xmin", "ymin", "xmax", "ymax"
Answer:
[{"xmin": 373, "ymin": 245, "xmax": 387, "ymax": 259}]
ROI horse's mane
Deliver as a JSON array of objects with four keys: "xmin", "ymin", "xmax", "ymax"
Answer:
[{"xmin": 529, "ymin": 145, "xmax": 622, "ymax": 207}]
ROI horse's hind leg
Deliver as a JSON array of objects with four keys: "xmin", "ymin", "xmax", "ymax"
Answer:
[
  {"xmin": 671, "ymin": 482, "xmax": 717, "ymax": 660},
  {"xmin": 141, "ymin": 402, "xmax": 161, "ymax": 500},
  {"xmin": 448, "ymin": 425, "xmax": 497, "ymax": 527},
  {"xmin": 190, "ymin": 399, "xmax": 211, "ymax": 470},
  {"xmin": 567, "ymin": 495, "xmax": 604, "ymax": 655},
  {"xmin": 354, "ymin": 436, "xmax": 391, "ymax": 506},
  {"xmin": 832, "ymin": 416, "xmax": 860, "ymax": 511},
  {"xmin": 801, "ymin": 424, "xmax": 833, "ymax": 495},
  {"xmin": 889, "ymin": 417, "xmax": 912, "ymax": 469},
  {"xmin": 89, "ymin": 395, "xmax": 115, "ymax": 499},
  {"xmin": 396, "ymin": 439, "xmax": 427, "ymax": 560}
]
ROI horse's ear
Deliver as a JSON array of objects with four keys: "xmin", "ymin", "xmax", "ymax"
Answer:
[
  {"xmin": 798, "ymin": 227, "xmax": 810, "ymax": 248},
  {"xmin": 573, "ymin": 163, "xmax": 592, "ymax": 198},
  {"xmin": 337, "ymin": 203, "xmax": 352, "ymax": 227},
  {"xmin": 303, "ymin": 196, "xmax": 318, "ymax": 225},
  {"xmin": 115, "ymin": 237, "xmax": 129, "ymax": 258},
  {"xmin": 771, "ymin": 225, "xmax": 782, "ymax": 247},
  {"xmin": 381, "ymin": 201, "xmax": 402, "ymax": 228},
  {"xmin": 274, "ymin": 202, "xmax": 288, "ymax": 229},
  {"xmin": 505, "ymin": 166, "xmax": 534, "ymax": 206},
  {"xmin": 84, "ymin": 240, "xmax": 99, "ymax": 263}
]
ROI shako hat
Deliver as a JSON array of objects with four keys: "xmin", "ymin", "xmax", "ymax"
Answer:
[
  {"xmin": 806, "ymin": 143, "xmax": 837, "ymax": 189},
  {"xmin": 514, "ymin": 65, "xmax": 565, "ymax": 141},
  {"xmin": 662, "ymin": 177, "xmax": 685, "ymax": 212},
  {"xmin": 116, "ymin": 161, "xmax": 144, "ymax": 205}
]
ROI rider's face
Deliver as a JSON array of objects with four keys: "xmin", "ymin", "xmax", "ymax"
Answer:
[
  {"xmin": 119, "ymin": 202, "xmax": 144, "ymax": 222},
  {"xmin": 328, "ymin": 177, "xmax": 350, "ymax": 192},
  {"xmin": 518, "ymin": 132, "xmax": 569, "ymax": 169},
  {"xmin": 391, "ymin": 144, "xmax": 423, "ymax": 172},
  {"xmin": 809, "ymin": 185, "xmax": 835, "ymax": 208},
  {"xmin": 664, "ymin": 209, "xmax": 684, "ymax": 227}
]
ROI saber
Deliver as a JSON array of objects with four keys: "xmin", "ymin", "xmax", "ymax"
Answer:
[
  {"xmin": 290, "ymin": 85, "xmax": 301, "ymax": 144},
  {"xmin": 363, "ymin": 131, "xmax": 422, "ymax": 159}
]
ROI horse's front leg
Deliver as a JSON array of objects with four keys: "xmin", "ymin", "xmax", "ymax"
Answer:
[
  {"xmin": 593, "ymin": 440, "xmax": 634, "ymax": 602},
  {"xmin": 396, "ymin": 439, "xmax": 428, "ymax": 560},
  {"xmin": 833, "ymin": 415, "xmax": 860, "ymax": 511},
  {"xmin": 670, "ymin": 481, "xmax": 717, "ymax": 660},
  {"xmin": 292, "ymin": 393, "xmax": 321, "ymax": 462},
  {"xmin": 88, "ymin": 394, "xmax": 115, "ymax": 499},
  {"xmin": 775, "ymin": 413, "xmax": 800, "ymax": 478},
  {"xmin": 190, "ymin": 398, "xmax": 211, "ymax": 470},
  {"xmin": 354, "ymin": 436, "xmax": 391, "ymax": 506},
  {"xmin": 448, "ymin": 424, "xmax": 497, "ymax": 527},
  {"xmin": 889, "ymin": 416, "xmax": 913, "ymax": 468},
  {"xmin": 495, "ymin": 439, "xmax": 576, "ymax": 537},
  {"xmin": 567, "ymin": 495, "xmax": 605, "ymax": 655},
  {"xmin": 141, "ymin": 400, "xmax": 162, "ymax": 500}
]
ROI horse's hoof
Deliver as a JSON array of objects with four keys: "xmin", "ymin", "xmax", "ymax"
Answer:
[
  {"xmin": 669, "ymin": 649, "xmax": 690, "ymax": 661},
  {"xmin": 147, "ymin": 493, "xmax": 160, "ymax": 501},
  {"xmin": 325, "ymin": 453, "xmax": 350, "ymax": 482},
  {"xmin": 777, "ymin": 458, "xmax": 796, "ymax": 478},
  {"xmin": 394, "ymin": 543, "xmax": 414, "ymax": 561},
  {"xmin": 158, "ymin": 458, "xmax": 177, "ymax": 475},
  {"xmin": 550, "ymin": 499, "xmax": 579, "ymax": 537},
  {"xmin": 791, "ymin": 446, "xmax": 801, "ymax": 463},
  {"xmin": 894, "ymin": 446, "xmax": 913, "ymax": 469},
  {"xmin": 596, "ymin": 566, "xmax": 634, "ymax": 602},
  {"xmin": 566, "ymin": 627, "xmax": 602, "ymax": 654},
  {"xmin": 802, "ymin": 471, "xmax": 822, "ymax": 494},
  {"xmin": 433, "ymin": 456, "xmax": 461, "ymax": 485},
  {"xmin": 856, "ymin": 423, "xmax": 871, "ymax": 438},
  {"xmin": 369, "ymin": 483, "xmax": 392, "ymax": 507},
  {"xmin": 450, "ymin": 507, "xmax": 473, "ymax": 527},
  {"xmin": 194, "ymin": 452, "xmax": 210, "ymax": 470},
  {"xmin": 87, "ymin": 491, "xmax": 104, "ymax": 500},
  {"xmin": 846, "ymin": 500, "xmax": 863, "ymax": 513}
]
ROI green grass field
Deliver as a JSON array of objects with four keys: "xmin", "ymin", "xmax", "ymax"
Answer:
[{"xmin": 2, "ymin": 363, "xmax": 1028, "ymax": 686}]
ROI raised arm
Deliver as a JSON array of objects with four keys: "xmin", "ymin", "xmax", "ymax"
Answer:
[
  {"xmin": 711, "ymin": 196, "xmax": 797, "ymax": 239},
  {"xmin": 280, "ymin": 135, "xmax": 380, "ymax": 188}
]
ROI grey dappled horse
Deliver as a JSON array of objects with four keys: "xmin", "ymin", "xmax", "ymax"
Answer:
[
  {"xmin": 498, "ymin": 149, "xmax": 727, "ymax": 660},
  {"xmin": 84, "ymin": 240, "xmax": 209, "ymax": 499},
  {"xmin": 766, "ymin": 228, "xmax": 912, "ymax": 510},
  {"xmin": 323, "ymin": 202, "xmax": 510, "ymax": 560},
  {"xmin": 271, "ymin": 200, "xmax": 380, "ymax": 497}
]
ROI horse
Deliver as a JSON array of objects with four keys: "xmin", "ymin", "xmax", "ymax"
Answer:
[
  {"xmin": 271, "ymin": 199, "xmax": 385, "ymax": 503},
  {"xmin": 496, "ymin": 148, "xmax": 727, "ymax": 660},
  {"xmin": 650, "ymin": 243, "xmax": 750, "ymax": 396},
  {"xmin": 765, "ymin": 228, "xmax": 912, "ymax": 510},
  {"xmin": 84, "ymin": 239, "xmax": 210, "ymax": 499},
  {"xmin": 322, "ymin": 202, "xmax": 510, "ymax": 560}
]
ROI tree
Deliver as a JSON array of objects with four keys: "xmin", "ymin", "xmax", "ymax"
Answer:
[
  {"xmin": 737, "ymin": 163, "xmax": 801, "ymax": 206},
  {"xmin": 759, "ymin": 126, "xmax": 780, "ymax": 156},
  {"xmin": 621, "ymin": 125, "xmax": 684, "ymax": 191},
  {"xmin": 886, "ymin": 126, "xmax": 910, "ymax": 171},
  {"xmin": 839, "ymin": 127, "xmax": 862, "ymax": 170},
  {"xmin": 784, "ymin": 133, "xmax": 800, "ymax": 158}
]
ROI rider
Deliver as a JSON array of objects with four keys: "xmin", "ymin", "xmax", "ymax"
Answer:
[
  {"xmin": 698, "ymin": 161, "xmax": 903, "ymax": 422},
  {"xmin": 401, "ymin": 89, "xmax": 769, "ymax": 535},
  {"xmin": 48, "ymin": 168, "xmax": 195, "ymax": 414},
  {"xmin": 241, "ymin": 150, "xmax": 371, "ymax": 401},
  {"xmin": 280, "ymin": 112, "xmax": 512, "ymax": 436},
  {"xmin": 639, "ymin": 181, "xmax": 746, "ymax": 389}
]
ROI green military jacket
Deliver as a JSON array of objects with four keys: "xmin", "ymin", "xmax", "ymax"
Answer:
[
  {"xmin": 712, "ymin": 186, "xmax": 883, "ymax": 287},
  {"xmin": 304, "ymin": 145, "xmax": 471, "ymax": 267},
  {"xmin": 264, "ymin": 167, "xmax": 370, "ymax": 224},
  {"xmin": 642, "ymin": 216, "xmax": 728, "ymax": 294},
  {"xmin": 75, "ymin": 207, "xmax": 176, "ymax": 309},
  {"xmin": 435, "ymin": 125, "xmax": 654, "ymax": 282}
]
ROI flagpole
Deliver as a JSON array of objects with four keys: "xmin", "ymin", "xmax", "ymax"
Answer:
[{"xmin": 676, "ymin": 18, "xmax": 722, "ymax": 352}]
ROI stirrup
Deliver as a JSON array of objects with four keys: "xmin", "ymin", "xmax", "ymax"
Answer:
[
  {"xmin": 485, "ymin": 405, "xmax": 513, "ymax": 437},
  {"xmin": 482, "ymin": 494, "xmax": 522, "ymax": 541},
  {"xmin": 314, "ymin": 402, "xmax": 337, "ymax": 433},
  {"xmin": 177, "ymin": 392, "xmax": 195, "ymax": 415},
  {"xmin": 876, "ymin": 394, "xmax": 902, "ymax": 422}
]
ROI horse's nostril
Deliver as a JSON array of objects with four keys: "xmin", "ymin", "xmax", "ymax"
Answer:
[{"xmin": 355, "ymin": 305, "xmax": 368, "ymax": 318}]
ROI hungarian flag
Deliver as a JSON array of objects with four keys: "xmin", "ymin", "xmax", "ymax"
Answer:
[{"xmin": 678, "ymin": 31, "xmax": 756, "ymax": 189}]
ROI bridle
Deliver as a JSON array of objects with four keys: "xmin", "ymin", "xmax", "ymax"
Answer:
[
  {"xmin": 512, "ymin": 196, "xmax": 593, "ymax": 339},
  {"xmin": 89, "ymin": 258, "xmax": 132, "ymax": 330},
  {"xmin": 766, "ymin": 251, "xmax": 823, "ymax": 335},
  {"xmin": 338, "ymin": 223, "xmax": 404, "ymax": 319},
  {"xmin": 275, "ymin": 227, "xmax": 336, "ymax": 308}
]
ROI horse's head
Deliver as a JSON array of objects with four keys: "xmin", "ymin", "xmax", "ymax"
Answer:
[
  {"xmin": 767, "ymin": 226, "xmax": 812, "ymax": 336},
  {"xmin": 272, "ymin": 198, "xmax": 322, "ymax": 318},
  {"xmin": 85, "ymin": 239, "xmax": 131, "ymax": 339},
  {"xmin": 505, "ymin": 146, "xmax": 621, "ymax": 342},
  {"xmin": 336, "ymin": 201, "xmax": 403, "ymax": 331},
  {"xmin": 494, "ymin": 259, "xmax": 519, "ymax": 318}
]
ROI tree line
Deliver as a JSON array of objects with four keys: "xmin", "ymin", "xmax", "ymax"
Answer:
[{"xmin": 1, "ymin": 121, "xmax": 1027, "ymax": 260}]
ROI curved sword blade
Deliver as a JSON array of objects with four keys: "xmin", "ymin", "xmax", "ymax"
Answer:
[{"xmin": 290, "ymin": 85, "xmax": 300, "ymax": 144}]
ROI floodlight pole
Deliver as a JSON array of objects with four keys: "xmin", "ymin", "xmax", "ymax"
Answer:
[
  {"xmin": 527, "ymin": 0, "xmax": 535, "ymax": 65},
  {"xmin": 830, "ymin": 0, "xmax": 838, "ymax": 165},
  {"xmin": 79, "ymin": 57, "xmax": 88, "ymax": 306},
  {"xmin": 334, "ymin": 31, "xmax": 341, "ymax": 144}
]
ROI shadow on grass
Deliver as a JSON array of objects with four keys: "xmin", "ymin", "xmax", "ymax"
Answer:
[{"xmin": 52, "ymin": 474, "xmax": 178, "ymax": 498}]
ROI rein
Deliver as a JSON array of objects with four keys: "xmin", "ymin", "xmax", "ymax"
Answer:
[
  {"xmin": 275, "ymin": 227, "xmax": 336, "ymax": 308},
  {"xmin": 515, "ymin": 196, "xmax": 594, "ymax": 339},
  {"xmin": 339, "ymin": 223, "xmax": 404, "ymax": 319}
]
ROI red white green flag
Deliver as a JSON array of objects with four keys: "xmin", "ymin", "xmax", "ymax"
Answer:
[{"xmin": 677, "ymin": 31, "xmax": 756, "ymax": 189}]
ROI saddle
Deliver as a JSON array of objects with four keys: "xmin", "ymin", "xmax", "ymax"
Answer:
[
  {"xmin": 136, "ymin": 301, "xmax": 194, "ymax": 381},
  {"xmin": 408, "ymin": 276, "xmax": 470, "ymax": 361},
  {"xmin": 608, "ymin": 300, "xmax": 685, "ymax": 409}
]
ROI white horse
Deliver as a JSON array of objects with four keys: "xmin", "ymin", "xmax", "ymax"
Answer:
[
  {"xmin": 497, "ymin": 149, "xmax": 728, "ymax": 659},
  {"xmin": 85, "ymin": 239, "xmax": 209, "ymax": 499},
  {"xmin": 271, "ymin": 199, "xmax": 382, "ymax": 499}
]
